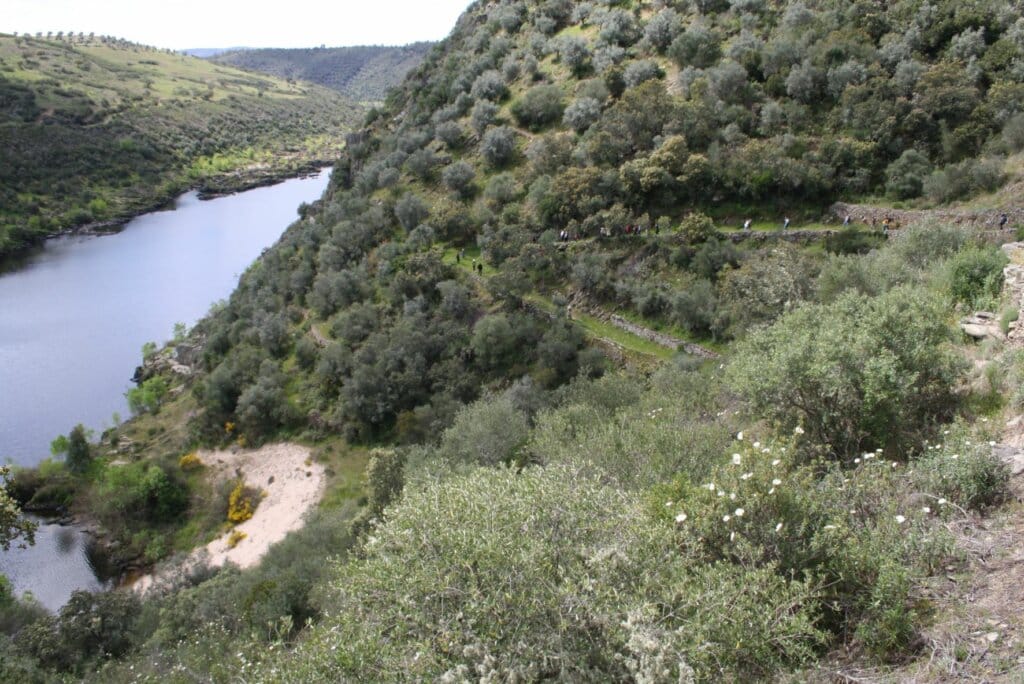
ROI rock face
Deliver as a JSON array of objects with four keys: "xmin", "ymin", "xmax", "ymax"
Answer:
[{"xmin": 606, "ymin": 314, "xmax": 720, "ymax": 359}]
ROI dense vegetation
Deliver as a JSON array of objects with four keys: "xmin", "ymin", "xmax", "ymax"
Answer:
[
  {"xmin": 4, "ymin": 0, "xmax": 1024, "ymax": 680},
  {"xmin": 0, "ymin": 33, "xmax": 362, "ymax": 258},
  {"xmin": 210, "ymin": 43, "xmax": 435, "ymax": 102}
]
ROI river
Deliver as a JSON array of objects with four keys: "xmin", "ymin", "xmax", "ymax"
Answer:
[{"xmin": 0, "ymin": 168, "xmax": 332, "ymax": 610}]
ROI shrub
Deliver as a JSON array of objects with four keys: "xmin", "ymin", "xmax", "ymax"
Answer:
[
  {"xmin": 470, "ymin": 99, "xmax": 499, "ymax": 135},
  {"xmin": 947, "ymin": 245, "xmax": 1008, "ymax": 308},
  {"xmin": 669, "ymin": 24, "xmax": 721, "ymax": 69},
  {"xmin": 727, "ymin": 287, "xmax": 964, "ymax": 458},
  {"xmin": 510, "ymin": 85, "xmax": 565, "ymax": 131},
  {"xmin": 178, "ymin": 452, "xmax": 203, "ymax": 471},
  {"xmin": 441, "ymin": 160, "xmax": 476, "ymax": 198},
  {"xmin": 885, "ymin": 149, "xmax": 933, "ymax": 199},
  {"xmin": 678, "ymin": 211, "xmax": 717, "ymax": 244},
  {"xmin": 562, "ymin": 96, "xmax": 602, "ymax": 132},
  {"xmin": 394, "ymin": 192, "xmax": 428, "ymax": 230},
  {"xmin": 227, "ymin": 479, "xmax": 260, "ymax": 523},
  {"xmin": 277, "ymin": 462, "xmax": 824, "ymax": 681},
  {"xmin": 470, "ymin": 69, "xmax": 507, "ymax": 101},
  {"xmin": 126, "ymin": 376, "xmax": 169, "ymax": 415},
  {"xmin": 480, "ymin": 126, "xmax": 517, "ymax": 167},
  {"xmin": 439, "ymin": 395, "xmax": 530, "ymax": 467},
  {"xmin": 623, "ymin": 60, "xmax": 663, "ymax": 88}
]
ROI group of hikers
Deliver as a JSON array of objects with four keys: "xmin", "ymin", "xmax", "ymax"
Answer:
[
  {"xmin": 454, "ymin": 249, "xmax": 485, "ymax": 274},
  {"xmin": 741, "ymin": 217, "xmax": 791, "ymax": 230}
]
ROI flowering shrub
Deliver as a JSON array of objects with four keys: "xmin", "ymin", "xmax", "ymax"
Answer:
[
  {"xmin": 652, "ymin": 432, "xmax": 962, "ymax": 661},
  {"xmin": 226, "ymin": 480, "xmax": 259, "ymax": 524},
  {"xmin": 178, "ymin": 452, "xmax": 203, "ymax": 472},
  {"xmin": 226, "ymin": 530, "xmax": 246, "ymax": 549}
]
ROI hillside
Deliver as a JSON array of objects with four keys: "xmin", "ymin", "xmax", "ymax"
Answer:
[
  {"xmin": 0, "ymin": 33, "xmax": 362, "ymax": 258},
  {"xmin": 210, "ymin": 43, "xmax": 434, "ymax": 102},
  {"xmin": 5, "ymin": 0, "xmax": 1024, "ymax": 681}
]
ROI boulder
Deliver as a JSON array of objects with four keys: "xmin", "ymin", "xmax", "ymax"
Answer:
[{"xmin": 960, "ymin": 312, "xmax": 1004, "ymax": 341}]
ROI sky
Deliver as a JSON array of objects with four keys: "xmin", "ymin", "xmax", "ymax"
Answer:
[{"xmin": 3, "ymin": 0, "xmax": 475, "ymax": 49}]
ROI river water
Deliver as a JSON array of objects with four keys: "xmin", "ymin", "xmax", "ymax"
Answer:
[{"xmin": 0, "ymin": 168, "xmax": 331, "ymax": 610}]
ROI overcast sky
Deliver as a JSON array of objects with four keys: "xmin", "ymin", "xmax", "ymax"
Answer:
[{"xmin": 3, "ymin": 0, "xmax": 475, "ymax": 49}]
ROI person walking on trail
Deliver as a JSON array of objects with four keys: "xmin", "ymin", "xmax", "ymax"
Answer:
[
  {"xmin": 1000, "ymin": 213, "xmax": 1009, "ymax": 229},
  {"xmin": 742, "ymin": 219, "xmax": 752, "ymax": 230},
  {"xmin": 782, "ymin": 217, "xmax": 790, "ymax": 230},
  {"xmin": 843, "ymin": 214, "xmax": 851, "ymax": 227}
]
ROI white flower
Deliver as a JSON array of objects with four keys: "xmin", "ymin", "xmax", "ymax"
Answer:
[
  {"xmin": 772, "ymin": 459, "xmax": 781, "ymax": 466},
  {"xmin": 854, "ymin": 458, "xmax": 861, "ymax": 464},
  {"xmin": 732, "ymin": 453, "xmax": 742, "ymax": 465},
  {"xmin": 729, "ymin": 492, "xmax": 737, "ymax": 501},
  {"xmin": 734, "ymin": 508, "xmax": 745, "ymax": 517},
  {"xmin": 772, "ymin": 478, "xmax": 782, "ymax": 486},
  {"xmin": 824, "ymin": 524, "xmax": 837, "ymax": 531},
  {"xmin": 891, "ymin": 461, "xmax": 898, "ymax": 468},
  {"xmin": 675, "ymin": 512, "xmax": 687, "ymax": 523},
  {"xmin": 729, "ymin": 531, "xmax": 735, "ymax": 541},
  {"xmin": 876, "ymin": 448, "xmax": 883, "ymax": 453},
  {"xmin": 722, "ymin": 514, "xmax": 731, "ymax": 522},
  {"xmin": 895, "ymin": 515, "xmax": 906, "ymax": 524},
  {"xmin": 717, "ymin": 490, "xmax": 724, "ymax": 497},
  {"xmin": 705, "ymin": 483, "xmax": 716, "ymax": 491},
  {"xmin": 943, "ymin": 430, "xmax": 950, "ymax": 435},
  {"xmin": 737, "ymin": 431, "xmax": 744, "ymax": 441},
  {"xmin": 794, "ymin": 426, "xmax": 804, "ymax": 435},
  {"xmin": 665, "ymin": 501, "xmax": 673, "ymax": 507},
  {"xmin": 938, "ymin": 498, "xmax": 947, "ymax": 505},
  {"xmin": 753, "ymin": 441, "xmax": 761, "ymax": 448},
  {"xmin": 921, "ymin": 507, "xmax": 931, "ymax": 514},
  {"xmin": 740, "ymin": 472, "xmax": 752, "ymax": 480},
  {"xmin": 989, "ymin": 441, "xmax": 997, "ymax": 447},
  {"xmin": 775, "ymin": 522, "xmax": 783, "ymax": 532},
  {"xmin": 950, "ymin": 454, "xmax": 959, "ymax": 460},
  {"xmin": 768, "ymin": 487, "xmax": 776, "ymax": 495}
]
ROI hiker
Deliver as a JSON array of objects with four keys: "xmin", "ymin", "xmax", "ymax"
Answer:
[
  {"xmin": 456, "ymin": 251, "xmax": 461, "ymax": 264},
  {"xmin": 1000, "ymin": 213, "xmax": 1009, "ymax": 229},
  {"xmin": 782, "ymin": 217, "xmax": 790, "ymax": 230},
  {"xmin": 472, "ymin": 258, "xmax": 477, "ymax": 271},
  {"xmin": 742, "ymin": 219, "xmax": 752, "ymax": 230},
  {"xmin": 477, "ymin": 262, "xmax": 483, "ymax": 274},
  {"xmin": 843, "ymin": 214, "xmax": 851, "ymax": 227},
  {"xmin": 882, "ymin": 217, "xmax": 890, "ymax": 231}
]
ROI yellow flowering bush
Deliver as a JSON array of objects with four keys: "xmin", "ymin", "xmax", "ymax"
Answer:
[
  {"xmin": 178, "ymin": 452, "xmax": 203, "ymax": 471},
  {"xmin": 227, "ymin": 480, "xmax": 259, "ymax": 523}
]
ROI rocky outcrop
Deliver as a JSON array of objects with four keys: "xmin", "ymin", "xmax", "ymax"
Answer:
[{"xmin": 960, "ymin": 312, "xmax": 1006, "ymax": 341}]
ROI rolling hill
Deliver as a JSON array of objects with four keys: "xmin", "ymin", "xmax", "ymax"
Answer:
[
  {"xmin": 0, "ymin": 33, "xmax": 362, "ymax": 258},
  {"xmin": 209, "ymin": 43, "xmax": 434, "ymax": 102}
]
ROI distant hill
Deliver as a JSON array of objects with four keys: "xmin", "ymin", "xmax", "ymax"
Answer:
[
  {"xmin": 180, "ymin": 47, "xmax": 249, "ymax": 58},
  {"xmin": 210, "ymin": 43, "xmax": 434, "ymax": 102},
  {"xmin": 0, "ymin": 34, "xmax": 362, "ymax": 257}
]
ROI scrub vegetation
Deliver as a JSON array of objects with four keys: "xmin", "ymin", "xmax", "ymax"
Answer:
[{"xmin": 4, "ymin": 0, "xmax": 1024, "ymax": 680}]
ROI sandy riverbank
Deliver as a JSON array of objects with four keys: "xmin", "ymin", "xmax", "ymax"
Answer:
[{"xmin": 134, "ymin": 443, "xmax": 325, "ymax": 593}]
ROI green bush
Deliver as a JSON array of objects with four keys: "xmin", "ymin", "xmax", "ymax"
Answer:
[
  {"xmin": 509, "ymin": 85, "xmax": 564, "ymax": 131},
  {"xmin": 727, "ymin": 287, "xmax": 964, "ymax": 459},
  {"xmin": 946, "ymin": 245, "xmax": 1008, "ymax": 308},
  {"xmin": 273, "ymin": 462, "xmax": 824, "ymax": 681}
]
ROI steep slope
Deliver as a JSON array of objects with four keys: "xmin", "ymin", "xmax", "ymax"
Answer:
[
  {"xmin": 0, "ymin": 34, "xmax": 363, "ymax": 258},
  {"xmin": 210, "ymin": 43, "xmax": 434, "ymax": 102},
  {"xmin": 5, "ymin": 1, "xmax": 1024, "ymax": 681}
]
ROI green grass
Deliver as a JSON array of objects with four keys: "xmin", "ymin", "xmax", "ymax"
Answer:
[{"xmin": 572, "ymin": 311, "xmax": 676, "ymax": 360}]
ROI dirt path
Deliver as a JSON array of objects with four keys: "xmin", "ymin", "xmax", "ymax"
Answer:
[{"xmin": 134, "ymin": 443, "xmax": 325, "ymax": 594}]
